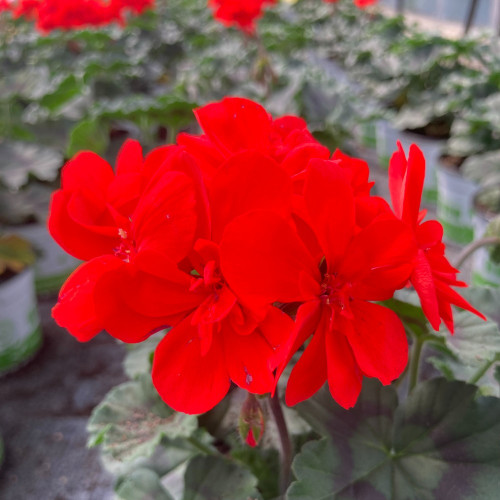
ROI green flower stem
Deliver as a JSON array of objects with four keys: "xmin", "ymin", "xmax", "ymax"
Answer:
[
  {"xmin": 453, "ymin": 236, "xmax": 500, "ymax": 270},
  {"xmin": 468, "ymin": 355, "xmax": 500, "ymax": 385},
  {"xmin": 407, "ymin": 334, "xmax": 434, "ymax": 394},
  {"xmin": 269, "ymin": 387, "xmax": 293, "ymax": 496}
]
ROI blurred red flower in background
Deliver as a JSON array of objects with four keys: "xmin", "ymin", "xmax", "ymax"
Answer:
[
  {"xmin": 3, "ymin": 0, "xmax": 154, "ymax": 32},
  {"xmin": 208, "ymin": 0, "xmax": 277, "ymax": 34}
]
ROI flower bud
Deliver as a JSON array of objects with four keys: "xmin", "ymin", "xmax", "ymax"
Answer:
[{"xmin": 238, "ymin": 394, "xmax": 265, "ymax": 447}]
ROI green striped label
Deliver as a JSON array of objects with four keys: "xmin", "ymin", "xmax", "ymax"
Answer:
[{"xmin": 0, "ymin": 326, "xmax": 42, "ymax": 374}]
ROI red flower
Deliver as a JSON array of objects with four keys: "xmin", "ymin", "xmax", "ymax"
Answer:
[
  {"xmin": 9, "ymin": 0, "xmax": 154, "ymax": 32},
  {"xmin": 221, "ymin": 160, "xmax": 416, "ymax": 408},
  {"xmin": 177, "ymin": 97, "xmax": 329, "ymax": 183},
  {"xmin": 151, "ymin": 150, "xmax": 295, "ymax": 414},
  {"xmin": 388, "ymin": 143, "xmax": 485, "ymax": 332},
  {"xmin": 208, "ymin": 0, "xmax": 277, "ymax": 34},
  {"xmin": 49, "ymin": 140, "xmax": 206, "ymax": 342},
  {"xmin": 354, "ymin": 0, "xmax": 378, "ymax": 7}
]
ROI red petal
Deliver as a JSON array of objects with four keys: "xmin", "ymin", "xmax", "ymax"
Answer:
[
  {"xmin": 223, "ymin": 326, "xmax": 275, "ymax": 394},
  {"xmin": 272, "ymin": 115, "xmax": 308, "ymax": 140},
  {"xmin": 195, "ymin": 97, "xmax": 272, "ymax": 155},
  {"xmin": 403, "ymin": 144, "xmax": 425, "ymax": 227},
  {"xmin": 192, "ymin": 286, "xmax": 238, "ymax": 325},
  {"xmin": 220, "ymin": 211, "xmax": 320, "ymax": 308},
  {"xmin": 115, "ymin": 139, "xmax": 143, "ymax": 175},
  {"xmin": 151, "ymin": 149, "xmax": 211, "ymax": 242},
  {"xmin": 388, "ymin": 143, "xmax": 406, "ymax": 219},
  {"xmin": 285, "ymin": 310, "xmax": 328, "ymax": 406},
  {"xmin": 106, "ymin": 172, "xmax": 143, "ymax": 216},
  {"xmin": 411, "ymin": 249, "xmax": 441, "ymax": 331},
  {"xmin": 210, "ymin": 151, "xmax": 292, "ymax": 242},
  {"xmin": 132, "ymin": 171, "xmax": 197, "ymax": 263},
  {"xmin": 325, "ymin": 318, "xmax": 362, "ymax": 409},
  {"xmin": 98, "ymin": 263, "xmax": 202, "ymax": 321},
  {"xmin": 52, "ymin": 256, "xmax": 121, "ymax": 341},
  {"xmin": 435, "ymin": 280, "xmax": 486, "ymax": 326},
  {"xmin": 346, "ymin": 301, "xmax": 408, "ymax": 385},
  {"xmin": 62, "ymin": 151, "xmax": 114, "ymax": 197},
  {"xmin": 417, "ymin": 220, "xmax": 444, "ymax": 248},
  {"xmin": 48, "ymin": 190, "xmax": 118, "ymax": 261},
  {"xmin": 281, "ymin": 143, "xmax": 330, "ymax": 179},
  {"xmin": 177, "ymin": 133, "xmax": 225, "ymax": 179},
  {"xmin": 275, "ymin": 300, "xmax": 322, "ymax": 387},
  {"xmin": 152, "ymin": 316, "xmax": 231, "ymax": 414},
  {"xmin": 304, "ymin": 161, "xmax": 355, "ymax": 269},
  {"xmin": 258, "ymin": 306, "xmax": 295, "ymax": 367},
  {"xmin": 342, "ymin": 219, "xmax": 416, "ymax": 298}
]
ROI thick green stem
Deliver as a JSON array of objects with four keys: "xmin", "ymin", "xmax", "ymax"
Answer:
[
  {"xmin": 408, "ymin": 335, "xmax": 426, "ymax": 394},
  {"xmin": 468, "ymin": 356, "xmax": 499, "ymax": 385},
  {"xmin": 454, "ymin": 236, "xmax": 500, "ymax": 270},
  {"xmin": 269, "ymin": 387, "xmax": 293, "ymax": 496}
]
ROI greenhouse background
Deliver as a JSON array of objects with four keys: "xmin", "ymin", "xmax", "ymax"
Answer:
[{"xmin": 2, "ymin": 1, "xmax": 500, "ymax": 499}]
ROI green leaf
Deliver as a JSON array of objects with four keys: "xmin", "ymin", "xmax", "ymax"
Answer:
[
  {"xmin": 39, "ymin": 74, "xmax": 84, "ymax": 113},
  {"xmin": 66, "ymin": 119, "xmax": 109, "ymax": 157},
  {"xmin": 435, "ymin": 287, "xmax": 500, "ymax": 367},
  {"xmin": 123, "ymin": 332, "xmax": 164, "ymax": 380},
  {"xmin": 290, "ymin": 378, "xmax": 500, "ymax": 500},
  {"xmin": 87, "ymin": 375, "xmax": 197, "ymax": 464},
  {"xmin": 183, "ymin": 455, "xmax": 262, "ymax": 500},
  {"xmin": 115, "ymin": 467, "xmax": 174, "ymax": 500}
]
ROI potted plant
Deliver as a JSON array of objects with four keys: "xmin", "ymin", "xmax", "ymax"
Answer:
[
  {"xmin": 470, "ymin": 182, "xmax": 500, "ymax": 286},
  {"xmin": 437, "ymin": 92, "xmax": 500, "ymax": 245},
  {"xmin": 0, "ymin": 140, "xmax": 80, "ymax": 294},
  {"xmin": 0, "ymin": 234, "xmax": 42, "ymax": 375}
]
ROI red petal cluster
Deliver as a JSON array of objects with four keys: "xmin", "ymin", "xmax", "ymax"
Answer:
[
  {"xmin": 49, "ymin": 97, "xmax": 483, "ymax": 414},
  {"xmin": 3, "ymin": 0, "xmax": 154, "ymax": 32},
  {"xmin": 208, "ymin": 0, "xmax": 277, "ymax": 34}
]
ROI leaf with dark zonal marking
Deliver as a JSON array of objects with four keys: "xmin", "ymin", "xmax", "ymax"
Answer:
[{"xmin": 289, "ymin": 378, "xmax": 500, "ymax": 500}]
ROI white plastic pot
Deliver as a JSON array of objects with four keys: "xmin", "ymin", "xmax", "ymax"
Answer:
[
  {"xmin": 375, "ymin": 119, "xmax": 399, "ymax": 170},
  {"xmin": 0, "ymin": 268, "xmax": 42, "ymax": 375},
  {"xmin": 3, "ymin": 223, "xmax": 78, "ymax": 294},
  {"xmin": 356, "ymin": 120, "xmax": 377, "ymax": 149},
  {"xmin": 436, "ymin": 163, "xmax": 479, "ymax": 245},
  {"xmin": 471, "ymin": 212, "xmax": 500, "ymax": 287}
]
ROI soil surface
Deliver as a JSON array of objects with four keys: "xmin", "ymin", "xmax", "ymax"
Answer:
[{"xmin": 0, "ymin": 296, "xmax": 127, "ymax": 500}]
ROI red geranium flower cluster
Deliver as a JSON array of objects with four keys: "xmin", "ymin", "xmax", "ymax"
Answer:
[
  {"xmin": 3, "ymin": 0, "xmax": 154, "ymax": 32},
  {"xmin": 49, "ymin": 97, "xmax": 484, "ymax": 415},
  {"xmin": 208, "ymin": 0, "xmax": 277, "ymax": 34}
]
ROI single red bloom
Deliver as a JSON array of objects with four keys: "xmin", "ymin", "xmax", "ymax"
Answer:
[
  {"xmin": 388, "ymin": 143, "xmax": 485, "ymax": 332},
  {"xmin": 354, "ymin": 0, "xmax": 378, "ymax": 8},
  {"xmin": 221, "ymin": 160, "xmax": 416, "ymax": 408},
  {"xmin": 208, "ymin": 0, "xmax": 276, "ymax": 34},
  {"xmin": 49, "ymin": 141, "xmax": 206, "ymax": 342}
]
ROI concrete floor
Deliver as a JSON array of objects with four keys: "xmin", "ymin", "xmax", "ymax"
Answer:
[{"xmin": 0, "ymin": 296, "xmax": 126, "ymax": 500}]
